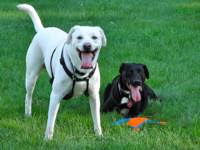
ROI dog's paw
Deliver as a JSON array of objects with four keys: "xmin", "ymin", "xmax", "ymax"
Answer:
[
  {"xmin": 44, "ymin": 129, "xmax": 54, "ymax": 141},
  {"xmin": 44, "ymin": 132, "xmax": 53, "ymax": 141},
  {"xmin": 44, "ymin": 136, "xmax": 53, "ymax": 141},
  {"xmin": 25, "ymin": 107, "xmax": 32, "ymax": 117},
  {"xmin": 94, "ymin": 128, "xmax": 103, "ymax": 137},
  {"xmin": 24, "ymin": 112, "xmax": 31, "ymax": 117}
]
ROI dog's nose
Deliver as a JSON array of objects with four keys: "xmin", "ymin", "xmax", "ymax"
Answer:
[
  {"xmin": 83, "ymin": 43, "xmax": 92, "ymax": 51},
  {"xmin": 132, "ymin": 80, "xmax": 142, "ymax": 86}
]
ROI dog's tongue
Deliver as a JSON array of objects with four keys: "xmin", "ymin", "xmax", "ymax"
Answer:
[
  {"xmin": 129, "ymin": 85, "xmax": 141, "ymax": 102},
  {"xmin": 81, "ymin": 52, "xmax": 93, "ymax": 69}
]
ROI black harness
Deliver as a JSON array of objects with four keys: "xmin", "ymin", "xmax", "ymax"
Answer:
[{"xmin": 50, "ymin": 46, "xmax": 96, "ymax": 100}]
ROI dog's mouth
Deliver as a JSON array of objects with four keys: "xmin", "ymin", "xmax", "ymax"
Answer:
[
  {"xmin": 76, "ymin": 48, "xmax": 98, "ymax": 69},
  {"xmin": 127, "ymin": 84, "xmax": 142, "ymax": 108}
]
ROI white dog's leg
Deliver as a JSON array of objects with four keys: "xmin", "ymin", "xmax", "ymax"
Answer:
[
  {"xmin": 25, "ymin": 42, "xmax": 43, "ymax": 116},
  {"xmin": 44, "ymin": 91, "xmax": 62, "ymax": 140},
  {"xmin": 25, "ymin": 70, "xmax": 39, "ymax": 116},
  {"xmin": 89, "ymin": 93, "xmax": 102, "ymax": 136}
]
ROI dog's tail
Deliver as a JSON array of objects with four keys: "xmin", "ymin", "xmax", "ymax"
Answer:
[{"xmin": 17, "ymin": 4, "xmax": 44, "ymax": 32}]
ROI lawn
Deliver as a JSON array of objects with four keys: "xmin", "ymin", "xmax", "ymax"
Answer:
[{"xmin": 0, "ymin": 0, "xmax": 199, "ymax": 149}]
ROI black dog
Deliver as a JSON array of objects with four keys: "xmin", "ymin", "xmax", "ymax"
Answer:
[{"xmin": 102, "ymin": 63, "xmax": 158, "ymax": 117}]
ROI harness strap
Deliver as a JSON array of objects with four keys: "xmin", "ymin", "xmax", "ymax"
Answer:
[
  {"xmin": 60, "ymin": 47, "xmax": 96, "ymax": 99},
  {"xmin": 75, "ymin": 68, "xmax": 86, "ymax": 76},
  {"xmin": 60, "ymin": 50, "xmax": 74, "ymax": 79},
  {"xmin": 49, "ymin": 48, "xmax": 57, "ymax": 84},
  {"xmin": 85, "ymin": 79, "xmax": 89, "ymax": 96},
  {"xmin": 63, "ymin": 79, "xmax": 76, "ymax": 100}
]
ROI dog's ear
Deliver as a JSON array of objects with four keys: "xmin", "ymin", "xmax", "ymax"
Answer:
[
  {"xmin": 142, "ymin": 64, "xmax": 149, "ymax": 79},
  {"xmin": 66, "ymin": 25, "xmax": 80, "ymax": 44},
  {"xmin": 119, "ymin": 63, "xmax": 127, "ymax": 73},
  {"xmin": 95, "ymin": 27, "xmax": 107, "ymax": 47}
]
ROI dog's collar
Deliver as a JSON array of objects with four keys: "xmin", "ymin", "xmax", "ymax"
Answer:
[
  {"xmin": 117, "ymin": 80, "xmax": 130, "ymax": 96},
  {"xmin": 74, "ymin": 67, "xmax": 86, "ymax": 76}
]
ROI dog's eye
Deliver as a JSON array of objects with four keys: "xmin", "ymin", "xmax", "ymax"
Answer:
[
  {"xmin": 92, "ymin": 36, "xmax": 98, "ymax": 40},
  {"xmin": 137, "ymin": 69, "xmax": 141, "ymax": 73},
  {"xmin": 77, "ymin": 36, "xmax": 83, "ymax": 40},
  {"xmin": 130, "ymin": 70, "xmax": 134, "ymax": 74}
]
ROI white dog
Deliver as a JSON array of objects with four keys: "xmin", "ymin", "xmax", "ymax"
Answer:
[{"xmin": 17, "ymin": 3, "xmax": 106, "ymax": 140}]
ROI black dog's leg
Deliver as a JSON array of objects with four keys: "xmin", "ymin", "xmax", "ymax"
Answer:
[
  {"xmin": 102, "ymin": 84, "xmax": 116, "ymax": 112},
  {"xmin": 102, "ymin": 98, "xmax": 116, "ymax": 112},
  {"xmin": 103, "ymin": 83, "xmax": 112, "ymax": 103}
]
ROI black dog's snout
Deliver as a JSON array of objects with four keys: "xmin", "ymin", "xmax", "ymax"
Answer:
[
  {"xmin": 83, "ymin": 43, "xmax": 92, "ymax": 51},
  {"xmin": 132, "ymin": 80, "xmax": 142, "ymax": 86}
]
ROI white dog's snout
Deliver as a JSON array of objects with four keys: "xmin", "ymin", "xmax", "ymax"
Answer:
[{"xmin": 83, "ymin": 42, "xmax": 92, "ymax": 51}]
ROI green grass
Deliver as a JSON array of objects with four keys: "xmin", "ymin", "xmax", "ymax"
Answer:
[{"xmin": 0, "ymin": 0, "xmax": 200, "ymax": 149}]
